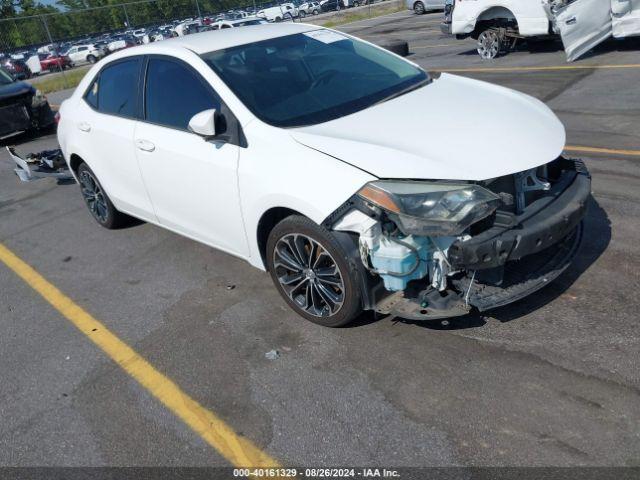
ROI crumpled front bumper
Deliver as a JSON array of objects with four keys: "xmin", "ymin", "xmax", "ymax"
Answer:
[
  {"xmin": 375, "ymin": 160, "xmax": 591, "ymax": 320},
  {"xmin": 448, "ymin": 160, "xmax": 591, "ymax": 271}
]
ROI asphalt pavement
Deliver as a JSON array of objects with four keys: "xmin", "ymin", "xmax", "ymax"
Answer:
[{"xmin": 1, "ymin": 11, "xmax": 639, "ymax": 469}]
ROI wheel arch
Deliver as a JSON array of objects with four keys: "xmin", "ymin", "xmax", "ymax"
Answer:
[
  {"xmin": 474, "ymin": 6, "xmax": 519, "ymax": 35},
  {"xmin": 257, "ymin": 206, "xmax": 305, "ymax": 270},
  {"xmin": 69, "ymin": 153, "xmax": 85, "ymax": 175}
]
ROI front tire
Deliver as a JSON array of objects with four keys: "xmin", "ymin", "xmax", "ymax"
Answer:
[
  {"xmin": 413, "ymin": 1, "xmax": 425, "ymax": 14},
  {"xmin": 87, "ymin": 54, "xmax": 97, "ymax": 64},
  {"xmin": 77, "ymin": 162, "xmax": 131, "ymax": 229},
  {"xmin": 299, "ymin": 10, "xmax": 306, "ymax": 17},
  {"xmin": 266, "ymin": 216, "xmax": 363, "ymax": 327}
]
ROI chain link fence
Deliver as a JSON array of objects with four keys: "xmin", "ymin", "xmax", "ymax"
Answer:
[
  {"xmin": 0, "ymin": 0, "xmax": 263, "ymax": 52},
  {"xmin": 0, "ymin": 0, "xmax": 402, "ymax": 53},
  {"xmin": 0, "ymin": 0, "xmax": 403, "ymax": 91}
]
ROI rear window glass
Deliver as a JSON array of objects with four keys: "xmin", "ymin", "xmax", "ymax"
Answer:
[{"xmin": 89, "ymin": 58, "xmax": 141, "ymax": 117}]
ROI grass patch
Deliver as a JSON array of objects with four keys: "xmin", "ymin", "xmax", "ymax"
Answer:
[
  {"xmin": 320, "ymin": 3, "xmax": 405, "ymax": 28},
  {"xmin": 29, "ymin": 66, "xmax": 91, "ymax": 94}
]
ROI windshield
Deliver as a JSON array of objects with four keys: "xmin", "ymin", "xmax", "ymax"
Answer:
[
  {"xmin": 201, "ymin": 31, "xmax": 429, "ymax": 127},
  {"xmin": 0, "ymin": 67, "xmax": 14, "ymax": 85}
]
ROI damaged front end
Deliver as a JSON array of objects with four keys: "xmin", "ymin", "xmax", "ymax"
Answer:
[{"xmin": 327, "ymin": 157, "xmax": 591, "ymax": 320}]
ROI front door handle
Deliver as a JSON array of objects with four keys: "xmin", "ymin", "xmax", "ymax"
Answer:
[
  {"xmin": 565, "ymin": 16, "xmax": 577, "ymax": 25},
  {"xmin": 136, "ymin": 139, "xmax": 156, "ymax": 152},
  {"xmin": 77, "ymin": 121, "xmax": 91, "ymax": 132}
]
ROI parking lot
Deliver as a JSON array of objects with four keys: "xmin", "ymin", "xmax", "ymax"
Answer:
[{"xmin": 1, "ymin": 10, "xmax": 639, "ymax": 470}]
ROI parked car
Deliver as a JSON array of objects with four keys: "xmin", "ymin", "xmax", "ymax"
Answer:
[
  {"xmin": 57, "ymin": 24, "xmax": 590, "ymax": 327},
  {"xmin": 175, "ymin": 20, "xmax": 202, "ymax": 36},
  {"xmin": 65, "ymin": 44, "xmax": 106, "ymax": 65},
  {"xmin": 1, "ymin": 57, "xmax": 32, "ymax": 80},
  {"xmin": 39, "ymin": 53, "xmax": 72, "ymax": 72},
  {"xmin": 107, "ymin": 37, "xmax": 136, "ymax": 53},
  {"xmin": 442, "ymin": 0, "xmax": 640, "ymax": 61},
  {"xmin": 257, "ymin": 4, "xmax": 298, "ymax": 21},
  {"xmin": 209, "ymin": 18, "xmax": 269, "ymax": 29},
  {"xmin": 0, "ymin": 67, "xmax": 54, "ymax": 140},
  {"xmin": 320, "ymin": 0, "xmax": 344, "ymax": 13},
  {"xmin": 298, "ymin": 1, "xmax": 321, "ymax": 16},
  {"xmin": 406, "ymin": 0, "xmax": 445, "ymax": 15}
]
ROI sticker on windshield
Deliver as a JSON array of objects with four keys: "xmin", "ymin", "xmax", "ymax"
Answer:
[{"xmin": 304, "ymin": 30, "xmax": 346, "ymax": 44}]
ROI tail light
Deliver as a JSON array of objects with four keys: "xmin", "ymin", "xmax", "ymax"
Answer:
[{"xmin": 54, "ymin": 111, "xmax": 61, "ymax": 125}]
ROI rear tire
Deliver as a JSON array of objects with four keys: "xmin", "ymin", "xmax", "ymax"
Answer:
[
  {"xmin": 413, "ymin": 1, "xmax": 425, "ymax": 14},
  {"xmin": 77, "ymin": 162, "xmax": 132, "ymax": 229},
  {"xmin": 87, "ymin": 54, "xmax": 97, "ymax": 64},
  {"xmin": 266, "ymin": 215, "xmax": 363, "ymax": 327},
  {"xmin": 299, "ymin": 10, "xmax": 306, "ymax": 17},
  {"xmin": 477, "ymin": 27, "xmax": 502, "ymax": 59}
]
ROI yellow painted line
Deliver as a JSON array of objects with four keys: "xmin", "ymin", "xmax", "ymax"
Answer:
[
  {"xmin": 434, "ymin": 63, "xmax": 640, "ymax": 73},
  {"xmin": 413, "ymin": 44, "xmax": 458, "ymax": 49},
  {"xmin": 0, "ymin": 242, "xmax": 279, "ymax": 469},
  {"xmin": 565, "ymin": 145, "xmax": 640, "ymax": 157}
]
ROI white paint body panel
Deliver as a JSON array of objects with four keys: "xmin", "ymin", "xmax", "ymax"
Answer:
[
  {"xmin": 450, "ymin": 0, "xmax": 550, "ymax": 36},
  {"xmin": 291, "ymin": 73, "xmax": 565, "ymax": 181},
  {"xmin": 57, "ymin": 24, "xmax": 566, "ymax": 270}
]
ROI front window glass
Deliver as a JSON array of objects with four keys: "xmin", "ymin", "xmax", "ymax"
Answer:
[
  {"xmin": 202, "ymin": 31, "xmax": 428, "ymax": 127},
  {"xmin": 145, "ymin": 58, "xmax": 220, "ymax": 130}
]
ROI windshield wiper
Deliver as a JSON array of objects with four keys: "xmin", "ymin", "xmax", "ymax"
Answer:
[{"xmin": 373, "ymin": 77, "xmax": 431, "ymax": 107}]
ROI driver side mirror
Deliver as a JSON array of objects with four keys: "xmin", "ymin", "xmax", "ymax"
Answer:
[{"xmin": 188, "ymin": 109, "xmax": 218, "ymax": 138}]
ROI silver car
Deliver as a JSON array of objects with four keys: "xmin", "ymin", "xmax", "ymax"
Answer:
[{"xmin": 406, "ymin": 0, "xmax": 445, "ymax": 15}]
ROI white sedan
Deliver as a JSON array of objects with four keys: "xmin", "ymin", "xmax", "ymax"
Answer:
[{"xmin": 57, "ymin": 24, "xmax": 590, "ymax": 326}]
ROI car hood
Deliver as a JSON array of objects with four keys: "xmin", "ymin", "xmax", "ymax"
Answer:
[
  {"xmin": 289, "ymin": 73, "xmax": 566, "ymax": 181},
  {"xmin": 0, "ymin": 80, "xmax": 33, "ymax": 101}
]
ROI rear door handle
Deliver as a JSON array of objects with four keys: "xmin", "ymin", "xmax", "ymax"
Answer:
[
  {"xmin": 136, "ymin": 139, "xmax": 156, "ymax": 152},
  {"xmin": 77, "ymin": 121, "xmax": 91, "ymax": 132},
  {"xmin": 565, "ymin": 16, "xmax": 577, "ymax": 25}
]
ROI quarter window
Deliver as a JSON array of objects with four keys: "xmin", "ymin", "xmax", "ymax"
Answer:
[{"xmin": 145, "ymin": 58, "xmax": 220, "ymax": 130}]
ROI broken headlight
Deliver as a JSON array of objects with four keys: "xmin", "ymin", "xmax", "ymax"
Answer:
[{"xmin": 358, "ymin": 180, "xmax": 501, "ymax": 236}]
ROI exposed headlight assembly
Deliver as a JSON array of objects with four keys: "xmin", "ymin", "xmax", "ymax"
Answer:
[{"xmin": 358, "ymin": 180, "xmax": 501, "ymax": 236}]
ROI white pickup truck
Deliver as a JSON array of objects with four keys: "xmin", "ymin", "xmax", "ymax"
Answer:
[{"xmin": 442, "ymin": 0, "xmax": 640, "ymax": 61}]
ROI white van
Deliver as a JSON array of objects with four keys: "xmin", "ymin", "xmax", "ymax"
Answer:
[
  {"xmin": 442, "ymin": 0, "xmax": 640, "ymax": 61},
  {"xmin": 257, "ymin": 4, "xmax": 298, "ymax": 21}
]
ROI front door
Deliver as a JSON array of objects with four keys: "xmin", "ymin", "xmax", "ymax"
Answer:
[
  {"xmin": 134, "ymin": 56, "xmax": 248, "ymax": 257},
  {"xmin": 554, "ymin": 0, "xmax": 613, "ymax": 61}
]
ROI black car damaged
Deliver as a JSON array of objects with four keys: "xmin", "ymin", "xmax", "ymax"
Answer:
[{"xmin": 0, "ymin": 67, "xmax": 55, "ymax": 140}]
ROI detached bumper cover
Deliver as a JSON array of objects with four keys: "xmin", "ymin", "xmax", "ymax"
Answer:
[{"xmin": 448, "ymin": 160, "xmax": 591, "ymax": 271}]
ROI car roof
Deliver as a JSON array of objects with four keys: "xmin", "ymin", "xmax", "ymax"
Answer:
[{"xmin": 162, "ymin": 23, "xmax": 320, "ymax": 54}]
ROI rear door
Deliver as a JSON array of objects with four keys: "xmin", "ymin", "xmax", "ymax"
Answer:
[
  {"xmin": 134, "ymin": 56, "xmax": 248, "ymax": 256},
  {"xmin": 612, "ymin": 0, "xmax": 640, "ymax": 37},
  {"xmin": 554, "ymin": 0, "xmax": 613, "ymax": 61},
  {"xmin": 76, "ymin": 57, "xmax": 156, "ymax": 220}
]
